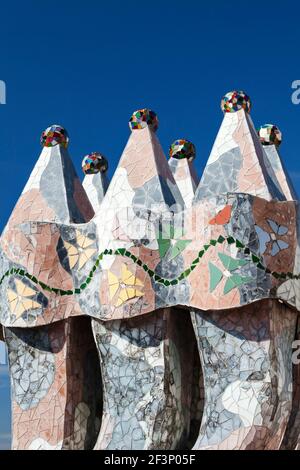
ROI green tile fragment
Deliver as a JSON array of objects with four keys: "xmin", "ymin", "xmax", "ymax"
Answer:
[
  {"xmin": 223, "ymin": 277, "xmax": 236, "ymax": 294},
  {"xmin": 158, "ymin": 239, "xmax": 171, "ymax": 259},
  {"xmin": 223, "ymin": 274, "xmax": 252, "ymax": 294},
  {"xmin": 209, "ymin": 262, "xmax": 223, "ymax": 292},
  {"xmin": 169, "ymin": 239, "xmax": 192, "ymax": 261},
  {"xmin": 218, "ymin": 253, "xmax": 247, "ymax": 271},
  {"xmin": 251, "ymin": 254, "xmax": 260, "ymax": 263},
  {"xmin": 38, "ymin": 281, "xmax": 47, "ymax": 289},
  {"xmin": 257, "ymin": 262, "xmax": 265, "ymax": 270}
]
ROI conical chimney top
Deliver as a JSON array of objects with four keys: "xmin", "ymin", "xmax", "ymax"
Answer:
[
  {"xmin": 82, "ymin": 152, "xmax": 109, "ymax": 213},
  {"xmin": 194, "ymin": 91, "xmax": 285, "ymax": 203}
]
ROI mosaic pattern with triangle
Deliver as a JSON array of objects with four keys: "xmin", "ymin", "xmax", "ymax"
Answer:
[{"xmin": 1, "ymin": 93, "xmax": 300, "ymax": 450}]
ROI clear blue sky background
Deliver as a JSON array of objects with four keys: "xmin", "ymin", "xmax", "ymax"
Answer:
[{"xmin": 1, "ymin": 0, "xmax": 300, "ymax": 449}]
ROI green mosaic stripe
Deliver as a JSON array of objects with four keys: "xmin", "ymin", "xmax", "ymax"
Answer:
[{"xmin": 0, "ymin": 236, "xmax": 296, "ymax": 296}]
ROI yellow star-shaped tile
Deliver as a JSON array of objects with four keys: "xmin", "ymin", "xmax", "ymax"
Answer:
[
  {"xmin": 108, "ymin": 264, "xmax": 144, "ymax": 307},
  {"xmin": 64, "ymin": 230, "xmax": 96, "ymax": 270},
  {"xmin": 7, "ymin": 279, "xmax": 40, "ymax": 319}
]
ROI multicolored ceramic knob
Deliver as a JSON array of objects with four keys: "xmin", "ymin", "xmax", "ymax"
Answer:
[
  {"xmin": 257, "ymin": 124, "xmax": 282, "ymax": 147},
  {"xmin": 40, "ymin": 124, "xmax": 69, "ymax": 148},
  {"xmin": 129, "ymin": 109, "xmax": 159, "ymax": 132},
  {"xmin": 169, "ymin": 139, "xmax": 196, "ymax": 162},
  {"xmin": 82, "ymin": 152, "xmax": 108, "ymax": 174},
  {"xmin": 221, "ymin": 90, "xmax": 251, "ymax": 113}
]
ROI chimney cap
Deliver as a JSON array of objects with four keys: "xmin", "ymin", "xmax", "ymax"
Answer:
[
  {"xmin": 129, "ymin": 108, "xmax": 158, "ymax": 132},
  {"xmin": 82, "ymin": 152, "xmax": 108, "ymax": 174},
  {"xmin": 169, "ymin": 139, "xmax": 196, "ymax": 161},
  {"xmin": 40, "ymin": 124, "xmax": 69, "ymax": 148},
  {"xmin": 258, "ymin": 124, "xmax": 282, "ymax": 147},
  {"xmin": 221, "ymin": 90, "xmax": 251, "ymax": 114}
]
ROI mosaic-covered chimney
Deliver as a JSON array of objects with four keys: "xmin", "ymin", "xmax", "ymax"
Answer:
[
  {"xmin": 1, "ymin": 93, "xmax": 300, "ymax": 450},
  {"xmin": 168, "ymin": 139, "xmax": 199, "ymax": 208},
  {"xmin": 82, "ymin": 152, "xmax": 109, "ymax": 213}
]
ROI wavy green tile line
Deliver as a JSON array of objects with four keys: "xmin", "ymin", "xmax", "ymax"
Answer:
[{"xmin": 0, "ymin": 236, "xmax": 295, "ymax": 296}]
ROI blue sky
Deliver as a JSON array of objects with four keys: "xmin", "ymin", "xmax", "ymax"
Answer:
[{"xmin": 1, "ymin": 0, "xmax": 300, "ymax": 449}]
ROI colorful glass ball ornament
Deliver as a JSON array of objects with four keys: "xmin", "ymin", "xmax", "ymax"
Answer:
[
  {"xmin": 257, "ymin": 124, "xmax": 282, "ymax": 147},
  {"xmin": 169, "ymin": 139, "xmax": 196, "ymax": 161},
  {"xmin": 40, "ymin": 125, "xmax": 69, "ymax": 148},
  {"xmin": 221, "ymin": 90, "xmax": 251, "ymax": 113},
  {"xmin": 82, "ymin": 152, "xmax": 108, "ymax": 175},
  {"xmin": 129, "ymin": 109, "xmax": 159, "ymax": 132}
]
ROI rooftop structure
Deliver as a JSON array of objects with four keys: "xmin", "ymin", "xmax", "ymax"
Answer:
[{"xmin": 0, "ymin": 92, "xmax": 300, "ymax": 450}]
